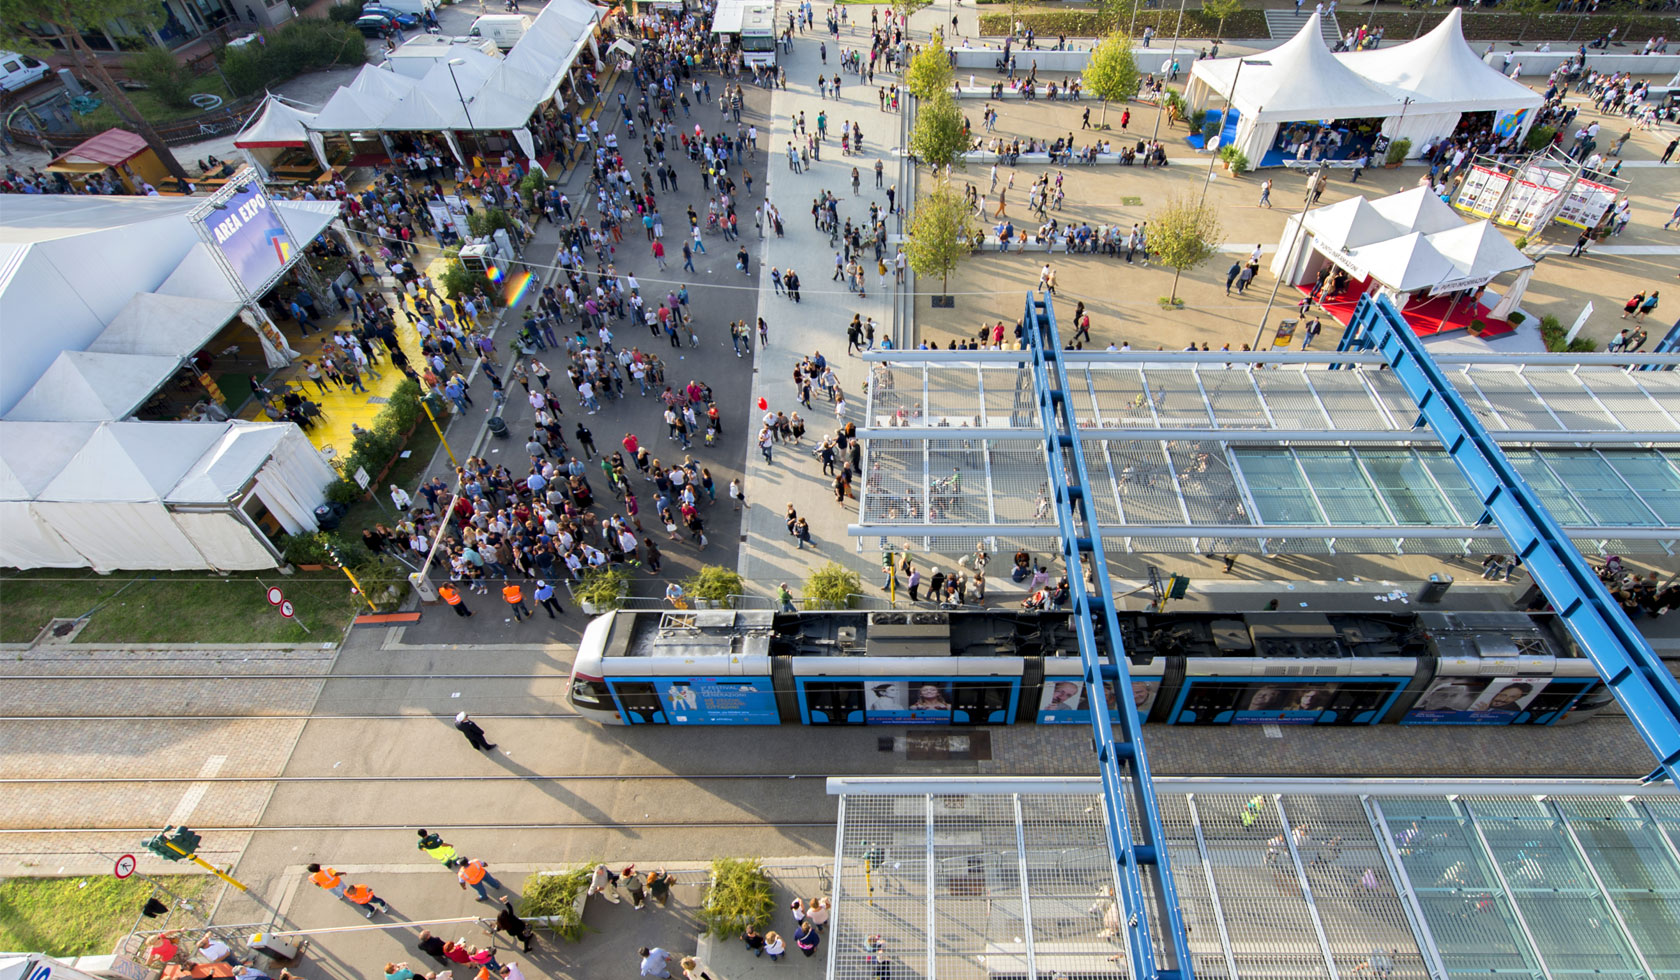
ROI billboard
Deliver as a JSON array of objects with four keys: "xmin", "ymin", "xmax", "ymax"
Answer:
[
  {"xmin": 201, "ymin": 179, "xmax": 297, "ymax": 295},
  {"xmin": 1402, "ymin": 676, "xmax": 1556, "ymax": 725},
  {"xmin": 1037, "ymin": 679, "xmax": 1160, "ymax": 724}
]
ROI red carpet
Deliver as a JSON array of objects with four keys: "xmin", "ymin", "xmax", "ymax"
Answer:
[{"xmin": 1298, "ymin": 280, "xmax": 1513, "ymax": 339}]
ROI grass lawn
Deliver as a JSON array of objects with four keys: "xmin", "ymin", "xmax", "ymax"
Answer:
[
  {"xmin": 0, "ymin": 570, "xmax": 360, "ymax": 645},
  {"xmin": 76, "ymin": 76, "xmax": 235, "ymax": 131},
  {"xmin": 0, "ymin": 874, "xmax": 211, "ymax": 957},
  {"xmin": 337, "ymin": 420, "xmax": 443, "ymax": 537}
]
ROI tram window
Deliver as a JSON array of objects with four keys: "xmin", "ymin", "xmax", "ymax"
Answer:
[
  {"xmin": 1323, "ymin": 682, "xmax": 1396, "ymax": 725},
  {"xmin": 952, "ymin": 682, "xmax": 1012, "ymax": 724},
  {"xmin": 571, "ymin": 677, "xmax": 612, "ymax": 706},
  {"xmin": 1515, "ymin": 680, "xmax": 1590, "ymax": 724},
  {"xmin": 615, "ymin": 681, "xmax": 665, "ymax": 724},
  {"xmin": 804, "ymin": 681, "xmax": 864, "ymax": 724},
  {"xmin": 1176, "ymin": 681, "xmax": 1249, "ymax": 723}
]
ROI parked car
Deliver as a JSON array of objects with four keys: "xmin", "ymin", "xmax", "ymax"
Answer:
[
  {"xmin": 354, "ymin": 13, "xmax": 396, "ymax": 37},
  {"xmin": 361, "ymin": 4, "xmax": 420, "ymax": 27}
]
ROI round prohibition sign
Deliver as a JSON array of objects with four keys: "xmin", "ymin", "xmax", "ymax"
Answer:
[
  {"xmin": 280, "ymin": 600, "xmax": 296, "ymax": 619},
  {"xmin": 266, "ymin": 586, "xmax": 285, "ymax": 607},
  {"xmin": 115, "ymin": 853, "xmax": 137, "ymax": 879}
]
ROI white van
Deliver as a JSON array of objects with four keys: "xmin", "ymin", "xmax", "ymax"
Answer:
[
  {"xmin": 468, "ymin": 14, "xmax": 532, "ymax": 50},
  {"xmin": 0, "ymin": 51, "xmax": 49, "ymax": 92}
]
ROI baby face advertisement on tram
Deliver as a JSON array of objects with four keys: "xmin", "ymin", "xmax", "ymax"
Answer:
[
  {"xmin": 1401, "ymin": 675, "xmax": 1589, "ymax": 725},
  {"xmin": 1037, "ymin": 679, "xmax": 1161, "ymax": 724}
]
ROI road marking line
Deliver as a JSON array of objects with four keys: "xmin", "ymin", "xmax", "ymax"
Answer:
[{"xmin": 166, "ymin": 755, "xmax": 227, "ymax": 826}]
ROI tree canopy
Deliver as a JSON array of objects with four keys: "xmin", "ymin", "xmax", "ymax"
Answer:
[
  {"xmin": 904, "ymin": 178, "xmax": 977, "ymax": 294},
  {"xmin": 1200, "ymin": 0, "xmax": 1242, "ymax": 38},
  {"xmin": 1148, "ymin": 194, "xmax": 1225, "ymax": 304},
  {"xmin": 1081, "ymin": 31, "xmax": 1140, "ymax": 124},
  {"xmin": 905, "ymin": 32, "xmax": 955, "ymax": 101},
  {"xmin": 909, "ymin": 90, "xmax": 967, "ymax": 169}
]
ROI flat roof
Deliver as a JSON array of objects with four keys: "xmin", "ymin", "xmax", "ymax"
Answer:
[{"xmin": 825, "ymin": 777, "xmax": 1680, "ymax": 980}]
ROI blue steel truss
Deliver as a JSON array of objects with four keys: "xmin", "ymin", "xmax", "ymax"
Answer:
[
  {"xmin": 1339, "ymin": 294, "xmax": 1680, "ymax": 785},
  {"xmin": 1021, "ymin": 292, "xmax": 1194, "ymax": 980}
]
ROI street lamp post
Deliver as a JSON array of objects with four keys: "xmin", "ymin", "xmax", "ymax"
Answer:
[
  {"xmin": 447, "ymin": 57, "xmax": 478, "ymax": 163},
  {"xmin": 1148, "ymin": 0, "xmax": 1188, "ymax": 142},
  {"xmin": 1252, "ymin": 166, "xmax": 1320, "ymax": 352},
  {"xmin": 1197, "ymin": 58, "xmax": 1268, "ymax": 206}
]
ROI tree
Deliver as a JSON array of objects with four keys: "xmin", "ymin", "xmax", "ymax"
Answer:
[
  {"xmin": 891, "ymin": 0, "xmax": 934, "ymax": 25},
  {"xmin": 904, "ymin": 30, "xmax": 953, "ymax": 101},
  {"xmin": 1147, "ymin": 194, "xmax": 1224, "ymax": 305},
  {"xmin": 904, "ymin": 178, "xmax": 975, "ymax": 297},
  {"xmin": 0, "ymin": 0, "xmax": 190, "ymax": 183},
  {"xmin": 1081, "ymin": 31, "xmax": 1140, "ymax": 127},
  {"xmin": 909, "ymin": 90, "xmax": 967, "ymax": 169},
  {"xmin": 1199, "ymin": 0, "xmax": 1242, "ymax": 39}
]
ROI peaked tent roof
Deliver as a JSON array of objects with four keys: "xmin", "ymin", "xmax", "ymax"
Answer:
[
  {"xmin": 0, "ymin": 421, "xmax": 99, "ymax": 500},
  {"xmin": 38, "ymin": 421, "xmax": 225, "ymax": 503},
  {"xmin": 1188, "ymin": 14, "xmax": 1402, "ymax": 123},
  {"xmin": 1424, "ymin": 221, "xmax": 1533, "ymax": 281},
  {"xmin": 235, "ymin": 95, "xmax": 319, "ymax": 148},
  {"xmin": 1302, "ymin": 196, "xmax": 1403, "ymax": 252},
  {"xmin": 1338, "ymin": 9, "xmax": 1543, "ymax": 113},
  {"xmin": 1368, "ymin": 186, "xmax": 1465, "ymax": 236},
  {"xmin": 89, "ymin": 293, "xmax": 243, "ymax": 357},
  {"xmin": 165, "ymin": 421, "xmax": 290, "ymax": 504},
  {"xmin": 4, "ymin": 351, "xmax": 183, "ymax": 422},
  {"xmin": 155, "ymin": 242, "xmax": 243, "ymax": 302},
  {"xmin": 1347, "ymin": 232, "xmax": 1460, "ymax": 293}
]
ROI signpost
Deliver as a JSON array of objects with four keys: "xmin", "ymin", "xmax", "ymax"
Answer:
[
  {"xmin": 1565, "ymin": 301, "xmax": 1594, "ymax": 345},
  {"xmin": 114, "ymin": 853, "xmax": 136, "ymax": 879},
  {"xmin": 261, "ymin": 582, "xmax": 309, "ymax": 633}
]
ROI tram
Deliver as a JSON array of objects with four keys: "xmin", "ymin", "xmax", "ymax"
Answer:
[{"xmin": 567, "ymin": 609, "xmax": 1614, "ymax": 728}]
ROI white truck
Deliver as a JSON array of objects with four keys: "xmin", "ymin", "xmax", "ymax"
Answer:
[{"xmin": 468, "ymin": 13, "xmax": 533, "ymax": 50}]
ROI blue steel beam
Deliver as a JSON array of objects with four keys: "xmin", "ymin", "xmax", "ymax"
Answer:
[
  {"xmin": 1021, "ymin": 291, "xmax": 1195, "ymax": 980},
  {"xmin": 1341, "ymin": 294, "xmax": 1680, "ymax": 785}
]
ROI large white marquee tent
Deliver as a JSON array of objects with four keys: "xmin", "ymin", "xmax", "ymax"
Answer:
[{"xmin": 1186, "ymin": 9, "xmax": 1543, "ymax": 168}]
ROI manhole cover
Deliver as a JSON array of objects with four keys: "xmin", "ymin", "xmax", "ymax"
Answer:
[{"xmin": 36, "ymin": 617, "xmax": 88, "ymax": 645}]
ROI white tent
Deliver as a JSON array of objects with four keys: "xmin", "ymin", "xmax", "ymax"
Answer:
[
  {"xmin": 3, "ymin": 350, "xmax": 184, "ymax": 422},
  {"xmin": 1369, "ymin": 186, "xmax": 1466, "ymax": 236},
  {"xmin": 1338, "ymin": 9, "xmax": 1542, "ymax": 152},
  {"xmin": 2, "ymin": 420, "xmax": 333, "ymax": 571},
  {"xmin": 234, "ymin": 94, "xmax": 331, "ymax": 176},
  {"xmin": 1423, "ymin": 221, "xmax": 1534, "ymax": 294},
  {"xmin": 1344, "ymin": 232, "xmax": 1461, "ymax": 294},
  {"xmin": 1186, "ymin": 14, "xmax": 1403, "ymax": 166},
  {"xmin": 0, "ymin": 421, "xmax": 96, "ymax": 568},
  {"xmin": 88, "ymin": 292, "xmax": 244, "ymax": 357}
]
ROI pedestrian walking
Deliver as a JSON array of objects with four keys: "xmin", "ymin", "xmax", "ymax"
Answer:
[
  {"xmin": 624, "ymin": 866, "xmax": 646, "ymax": 908},
  {"xmin": 344, "ymin": 881, "xmax": 390, "ymax": 918},
  {"xmin": 437, "ymin": 582, "xmax": 472, "ymax": 617},
  {"xmin": 779, "ymin": 582, "xmax": 797, "ymax": 612},
  {"xmin": 763, "ymin": 932, "xmax": 786, "ymax": 962},
  {"xmin": 454, "ymin": 712, "xmax": 496, "ymax": 751},
  {"xmin": 646, "ymin": 867, "xmax": 673, "ymax": 907},
  {"xmin": 1258, "ymin": 179, "xmax": 1272, "ymax": 208},
  {"xmin": 306, "ymin": 863, "xmax": 350, "ymax": 901},
  {"xmin": 589, "ymin": 864, "xmax": 622, "ymax": 903},
  {"xmin": 533, "ymin": 579, "xmax": 565, "ymax": 618},
  {"xmin": 795, "ymin": 921, "xmax": 821, "ymax": 957},
  {"xmin": 502, "ymin": 579, "xmax": 529, "ymax": 620},
  {"xmin": 417, "ymin": 829, "xmax": 464, "ymax": 868},
  {"xmin": 494, "ymin": 896, "xmax": 536, "ymax": 952},
  {"xmin": 640, "ymin": 948, "xmax": 675, "ymax": 979},
  {"xmin": 458, "ymin": 859, "xmax": 503, "ymax": 901}
]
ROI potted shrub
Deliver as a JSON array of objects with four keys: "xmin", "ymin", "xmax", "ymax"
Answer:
[
  {"xmin": 802, "ymin": 562, "xmax": 861, "ymax": 611},
  {"xmin": 1468, "ymin": 318, "xmax": 1487, "ymax": 336},
  {"xmin": 520, "ymin": 866, "xmax": 593, "ymax": 942},
  {"xmin": 700, "ymin": 858, "xmax": 774, "ymax": 939},
  {"xmin": 1383, "ymin": 138, "xmax": 1412, "ymax": 168},
  {"xmin": 1218, "ymin": 145, "xmax": 1250, "ymax": 176},
  {"xmin": 576, "ymin": 567, "xmax": 630, "ymax": 615},
  {"xmin": 1506, "ymin": 311, "xmax": 1526, "ymax": 328},
  {"xmin": 684, "ymin": 565, "xmax": 744, "ymax": 609},
  {"xmin": 281, "ymin": 531, "xmax": 335, "ymax": 571}
]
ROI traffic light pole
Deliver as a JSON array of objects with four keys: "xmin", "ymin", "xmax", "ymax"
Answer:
[{"xmin": 160, "ymin": 838, "xmax": 250, "ymax": 892}]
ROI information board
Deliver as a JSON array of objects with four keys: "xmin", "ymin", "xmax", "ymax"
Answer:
[
  {"xmin": 1454, "ymin": 165, "xmax": 1508, "ymax": 218},
  {"xmin": 1496, "ymin": 179, "xmax": 1559, "ymax": 231},
  {"xmin": 199, "ymin": 180, "xmax": 296, "ymax": 295},
  {"xmin": 1554, "ymin": 177, "xmax": 1618, "ymax": 230}
]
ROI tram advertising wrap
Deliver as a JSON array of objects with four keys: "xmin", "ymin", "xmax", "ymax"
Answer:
[
  {"xmin": 606, "ymin": 677, "xmax": 778, "ymax": 724},
  {"xmin": 1402, "ymin": 676, "xmax": 1594, "ymax": 725},
  {"xmin": 798, "ymin": 676, "xmax": 1019, "ymax": 725},
  {"xmin": 1168, "ymin": 677, "xmax": 1408, "ymax": 726},
  {"xmin": 1037, "ymin": 679, "xmax": 1162, "ymax": 724}
]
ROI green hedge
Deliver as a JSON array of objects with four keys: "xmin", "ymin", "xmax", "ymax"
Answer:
[
  {"xmin": 979, "ymin": 7, "xmax": 1680, "ymax": 41},
  {"xmin": 220, "ymin": 19, "xmax": 369, "ymax": 97}
]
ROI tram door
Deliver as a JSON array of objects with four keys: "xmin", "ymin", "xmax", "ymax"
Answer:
[
  {"xmin": 611, "ymin": 681, "xmax": 667, "ymax": 724},
  {"xmin": 952, "ymin": 681, "xmax": 1014, "ymax": 724},
  {"xmin": 803, "ymin": 681, "xmax": 865, "ymax": 724}
]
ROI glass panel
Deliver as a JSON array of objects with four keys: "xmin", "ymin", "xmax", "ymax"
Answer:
[
  {"xmin": 1234, "ymin": 449, "xmax": 1324, "ymax": 525},
  {"xmin": 1253, "ymin": 369, "xmax": 1330, "ymax": 428},
  {"xmin": 1306, "ymin": 371, "xmax": 1390, "ymax": 431},
  {"xmin": 1295, "ymin": 449, "xmax": 1392, "ymax": 525},
  {"xmin": 1601, "ymin": 451, "xmax": 1680, "ymax": 528},
  {"xmin": 1540, "ymin": 451, "xmax": 1659, "ymax": 526},
  {"xmin": 1360, "ymin": 450, "xmax": 1455, "ymax": 525},
  {"xmin": 1142, "ymin": 368, "xmax": 1213, "ymax": 427},
  {"xmin": 1508, "ymin": 451, "xmax": 1593, "ymax": 524},
  {"xmin": 1200, "ymin": 369, "xmax": 1269, "ymax": 429},
  {"xmin": 1418, "ymin": 454, "xmax": 1487, "ymax": 523}
]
